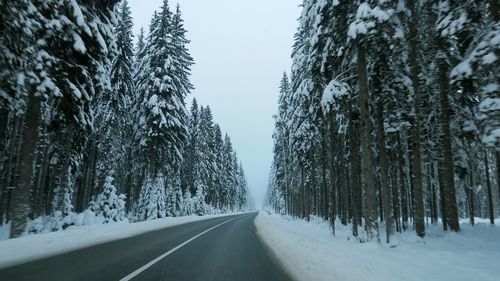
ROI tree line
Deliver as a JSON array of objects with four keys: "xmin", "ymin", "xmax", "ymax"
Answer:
[
  {"xmin": 0, "ymin": 0, "xmax": 251, "ymax": 239},
  {"xmin": 265, "ymin": 0, "xmax": 499, "ymax": 242}
]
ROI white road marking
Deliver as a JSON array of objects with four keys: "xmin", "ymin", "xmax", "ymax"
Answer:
[{"xmin": 119, "ymin": 216, "xmax": 241, "ymax": 281}]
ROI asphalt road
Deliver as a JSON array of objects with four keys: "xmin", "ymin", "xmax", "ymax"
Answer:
[{"xmin": 0, "ymin": 213, "xmax": 290, "ymax": 281}]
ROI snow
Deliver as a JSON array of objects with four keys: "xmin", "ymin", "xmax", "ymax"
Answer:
[
  {"xmin": 69, "ymin": 0, "xmax": 86, "ymax": 30},
  {"xmin": 68, "ymin": 81, "xmax": 82, "ymax": 99},
  {"xmin": 321, "ymin": 80, "xmax": 349, "ymax": 114},
  {"xmin": 73, "ymin": 33, "xmax": 87, "ymax": 54},
  {"xmin": 36, "ymin": 77, "xmax": 62, "ymax": 97},
  {"xmin": 462, "ymin": 120, "xmax": 478, "ymax": 133},
  {"xmin": 348, "ymin": 21, "xmax": 371, "ymax": 39},
  {"xmin": 148, "ymin": 94, "xmax": 159, "ymax": 107},
  {"xmin": 255, "ymin": 212, "xmax": 500, "ymax": 281},
  {"xmin": 483, "ymin": 83, "xmax": 498, "ymax": 94},
  {"xmin": 438, "ymin": 12, "xmax": 467, "ymax": 37},
  {"xmin": 482, "ymin": 128, "xmax": 500, "ymax": 146},
  {"xmin": 0, "ymin": 222, "xmax": 10, "ymax": 241},
  {"xmin": 479, "ymin": 97, "xmax": 500, "ymax": 113},
  {"xmin": 348, "ymin": 3, "xmax": 393, "ymax": 39},
  {"xmin": 482, "ymin": 52, "xmax": 497, "ymax": 65},
  {"xmin": 93, "ymin": 27, "xmax": 108, "ymax": 54},
  {"xmin": 450, "ymin": 60, "xmax": 472, "ymax": 80},
  {"xmin": 0, "ymin": 213, "xmax": 242, "ymax": 269},
  {"xmin": 91, "ymin": 176, "xmax": 127, "ymax": 223}
]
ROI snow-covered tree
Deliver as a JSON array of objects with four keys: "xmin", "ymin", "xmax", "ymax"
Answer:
[
  {"xmin": 92, "ymin": 176, "xmax": 127, "ymax": 223},
  {"xmin": 135, "ymin": 175, "xmax": 167, "ymax": 221},
  {"xmin": 135, "ymin": 0, "xmax": 188, "ymax": 176},
  {"xmin": 1, "ymin": 0, "xmax": 119, "ymax": 238},
  {"xmin": 266, "ymin": 0, "xmax": 500, "ymax": 243}
]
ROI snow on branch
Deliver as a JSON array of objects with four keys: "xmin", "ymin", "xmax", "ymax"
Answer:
[
  {"xmin": 321, "ymin": 80, "xmax": 350, "ymax": 114},
  {"xmin": 348, "ymin": 3, "xmax": 393, "ymax": 39}
]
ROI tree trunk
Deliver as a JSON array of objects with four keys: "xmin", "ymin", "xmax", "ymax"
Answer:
[
  {"xmin": 467, "ymin": 167, "xmax": 475, "ymax": 225},
  {"xmin": 376, "ymin": 100, "xmax": 393, "ymax": 242},
  {"xmin": 398, "ymin": 134, "xmax": 409, "ymax": 231},
  {"xmin": 430, "ymin": 163, "xmax": 439, "ymax": 224},
  {"xmin": 389, "ymin": 141, "xmax": 401, "ymax": 232},
  {"xmin": 124, "ymin": 145, "xmax": 134, "ymax": 213},
  {"xmin": 357, "ymin": 44, "xmax": 379, "ymax": 241},
  {"xmin": 2, "ymin": 115, "xmax": 24, "ymax": 224},
  {"xmin": 437, "ymin": 158, "xmax": 448, "ymax": 231},
  {"xmin": 407, "ymin": 0, "xmax": 425, "ymax": 237},
  {"xmin": 33, "ymin": 137, "xmax": 50, "ymax": 217},
  {"xmin": 338, "ymin": 137, "xmax": 347, "ymax": 226},
  {"xmin": 0, "ymin": 107, "xmax": 9, "ymax": 223},
  {"xmin": 301, "ymin": 164, "xmax": 306, "ymax": 219},
  {"xmin": 321, "ymin": 126, "xmax": 328, "ymax": 220},
  {"xmin": 51, "ymin": 127, "xmax": 75, "ymax": 215},
  {"xmin": 329, "ymin": 120, "xmax": 337, "ymax": 234},
  {"xmin": 485, "ymin": 150, "xmax": 495, "ymax": 225},
  {"xmin": 496, "ymin": 151, "xmax": 500, "ymax": 201},
  {"xmin": 349, "ymin": 117, "xmax": 361, "ymax": 237},
  {"xmin": 490, "ymin": 0, "xmax": 499, "ymax": 21},
  {"xmin": 10, "ymin": 95, "xmax": 41, "ymax": 238},
  {"xmin": 437, "ymin": 52, "xmax": 460, "ymax": 232}
]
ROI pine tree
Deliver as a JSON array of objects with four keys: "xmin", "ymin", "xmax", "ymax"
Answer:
[
  {"xmin": 222, "ymin": 135, "xmax": 236, "ymax": 210},
  {"xmin": 110, "ymin": 0, "xmax": 135, "ymax": 124},
  {"xmin": 212, "ymin": 124, "xmax": 225, "ymax": 209},
  {"xmin": 183, "ymin": 99, "xmax": 200, "ymax": 195},
  {"xmin": 171, "ymin": 4, "xmax": 194, "ymax": 100},
  {"xmin": 92, "ymin": 176, "xmax": 126, "ymax": 223},
  {"xmin": 135, "ymin": 176, "xmax": 167, "ymax": 221},
  {"xmin": 136, "ymin": 0, "xmax": 188, "ymax": 176}
]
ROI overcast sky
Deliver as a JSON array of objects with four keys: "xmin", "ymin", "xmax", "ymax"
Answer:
[{"xmin": 129, "ymin": 0, "xmax": 301, "ymax": 208}]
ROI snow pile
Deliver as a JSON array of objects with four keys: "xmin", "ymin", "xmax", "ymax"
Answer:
[
  {"xmin": 0, "ymin": 213, "xmax": 241, "ymax": 269},
  {"xmin": 0, "ymin": 222, "xmax": 10, "ymax": 241},
  {"xmin": 26, "ymin": 210, "xmax": 104, "ymax": 234},
  {"xmin": 23, "ymin": 177, "xmax": 127, "ymax": 235},
  {"xmin": 255, "ymin": 212, "xmax": 500, "ymax": 281}
]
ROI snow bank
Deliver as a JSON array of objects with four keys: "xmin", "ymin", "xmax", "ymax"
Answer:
[
  {"xmin": 255, "ymin": 212, "xmax": 500, "ymax": 281},
  {"xmin": 0, "ymin": 222, "xmax": 10, "ymax": 241},
  {"xmin": 0, "ymin": 213, "xmax": 242, "ymax": 269}
]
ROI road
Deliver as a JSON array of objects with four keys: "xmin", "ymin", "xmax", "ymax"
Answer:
[{"xmin": 0, "ymin": 213, "xmax": 290, "ymax": 281}]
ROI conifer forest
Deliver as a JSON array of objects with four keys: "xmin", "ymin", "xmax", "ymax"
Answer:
[
  {"xmin": 0, "ymin": 1, "xmax": 499, "ymax": 280},
  {"xmin": 265, "ymin": 0, "xmax": 500, "ymax": 242},
  {"xmin": 0, "ymin": 0, "xmax": 251, "ymax": 239}
]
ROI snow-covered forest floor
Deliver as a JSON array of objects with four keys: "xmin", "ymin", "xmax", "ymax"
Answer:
[
  {"xmin": 0, "ymin": 213, "xmax": 241, "ymax": 269},
  {"xmin": 255, "ymin": 212, "xmax": 500, "ymax": 281}
]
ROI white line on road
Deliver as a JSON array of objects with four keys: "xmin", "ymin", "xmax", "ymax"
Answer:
[{"xmin": 119, "ymin": 215, "xmax": 242, "ymax": 281}]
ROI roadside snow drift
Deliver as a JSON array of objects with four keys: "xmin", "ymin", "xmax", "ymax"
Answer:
[
  {"xmin": 255, "ymin": 212, "xmax": 500, "ymax": 281},
  {"xmin": 0, "ymin": 213, "xmax": 239, "ymax": 269}
]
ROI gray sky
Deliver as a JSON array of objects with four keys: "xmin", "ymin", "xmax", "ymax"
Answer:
[{"xmin": 129, "ymin": 0, "xmax": 301, "ymax": 208}]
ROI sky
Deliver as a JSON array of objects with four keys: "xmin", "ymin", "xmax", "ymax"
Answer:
[{"xmin": 129, "ymin": 0, "xmax": 301, "ymax": 208}]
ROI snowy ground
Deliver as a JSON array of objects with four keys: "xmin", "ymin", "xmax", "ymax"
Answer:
[
  {"xmin": 255, "ymin": 212, "xmax": 500, "ymax": 281},
  {"xmin": 0, "ymin": 213, "xmax": 241, "ymax": 269},
  {"xmin": 0, "ymin": 222, "xmax": 9, "ymax": 241}
]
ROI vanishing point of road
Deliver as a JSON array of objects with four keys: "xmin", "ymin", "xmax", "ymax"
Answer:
[{"xmin": 0, "ymin": 213, "xmax": 290, "ymax": 281}]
